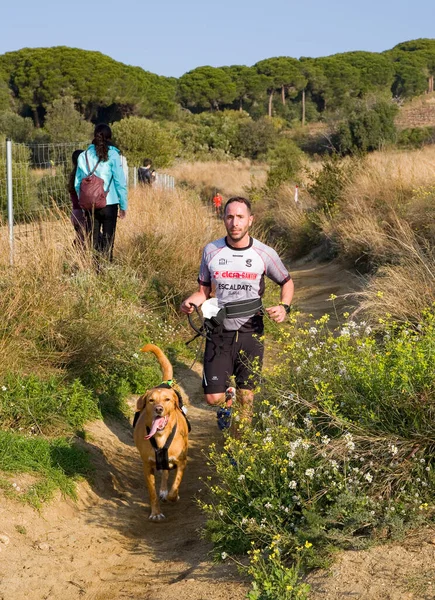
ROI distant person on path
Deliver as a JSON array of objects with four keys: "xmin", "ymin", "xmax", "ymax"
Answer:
[
  {"xmin": 180, "ymin": 196, "xmax": 294, "ymax": 433},
  {"xmin": 68, "ymin": 149, "xmax": 86, "ymax": 247},
  {"xmin": 138, "ymin": 159, "xmax": 155, "ymax": 186},
  {"xmin": 212, "ymin": 192, "xmax": 223, "ymax": 217},
  {"xmin": 75, "ymin": 124, "xmax": 127, "ymax": 262}
]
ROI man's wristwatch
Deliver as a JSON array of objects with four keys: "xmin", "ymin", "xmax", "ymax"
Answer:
[{"xmin": 279, "ymin": 302, "xmax": 291, "ymax": 314}]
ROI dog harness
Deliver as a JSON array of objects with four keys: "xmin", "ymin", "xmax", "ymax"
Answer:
[{"xmin": 146, "ymin": 422, "xmax": 177, "ymax": 471}]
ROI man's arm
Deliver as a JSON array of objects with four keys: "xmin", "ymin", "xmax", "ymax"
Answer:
[
  {"xmin": 265, "ymin": 278, "xmax": 294, "ymax": 323},
  {"xmin": 180, "ymin": 284, "xmax": 211, "ymax": 314}
]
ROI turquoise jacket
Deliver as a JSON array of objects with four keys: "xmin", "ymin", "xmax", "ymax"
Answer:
[{"xmin": 75, "ymin": 144, "xmax": 128, "ymax": 211}]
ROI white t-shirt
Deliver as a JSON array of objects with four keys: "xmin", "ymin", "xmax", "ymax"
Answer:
[{"xmin": 198, "ymin": 236, "xmax": 291, "ymax": 331}]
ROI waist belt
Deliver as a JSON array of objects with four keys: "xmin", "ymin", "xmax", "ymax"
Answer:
[
  {"xmin": 186, "ymin": 297, "xmax": 264, "ymax": 346},
  {"xmin": 206, "ymin": 297, "xmax": 263, "ymax": 329}
]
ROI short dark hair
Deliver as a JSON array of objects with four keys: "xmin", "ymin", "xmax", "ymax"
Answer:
[
  {"xmin": 143, "ymin": 158, "xmax": 152, "ymax": 167},
  {"xmin": 224, "ymin": 196, "xmax": 252, "ymax": 215}
]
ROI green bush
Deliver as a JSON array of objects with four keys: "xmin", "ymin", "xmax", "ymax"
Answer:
[
  {"xmin": 334, "ymin": 98, "xmax": 398, "ymax": 154},
  {"xmin": 0, "ymin": 112, "xmax": 35, "ymax": 142},
  {"xmin": 307, "ymin": 154, "xmax": 359, "ymax": 216},
  {"xmin": 234, "ymin": 117, "xmax": 278, "ymax": 159},
  {"xmin": 201, "ymin": 308, "xmax": 435, "ymax": 587},
  {"xmin": 0, "ymin": 375, "xmax": 100, "ymax": 435},
  {"xmin": 112, "ymin": 116, "xmax": 179, "ymax": 167},
  {"xmin": 397, "ymin": 126, "xmax": 435, "ymax": 148},
  {"xmin": 44, "ymin": 96, "xmax": 93, "ymax": 144},
  {"xmin": 266, "ymin": 137, "xmax": 304, "ymax": 189}
]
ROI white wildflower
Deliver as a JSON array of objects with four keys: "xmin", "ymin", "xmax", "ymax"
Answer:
[
  {"xmin": 305, "ymin": 468, "xmax": 315, "ymax": 479},
  {"xmin": 364, "ymin": 473, "xmax": 373, "ymax": 483},
  {"xmin": 288, "ymin": 480, "xmax": 297, "ymax": 489},
  {"xmin": 389, "ymin": 444, "xmax": 398, "ymax": 456}
]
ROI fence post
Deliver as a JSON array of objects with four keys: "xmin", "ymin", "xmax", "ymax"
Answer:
[
  {"xmin": 6, "ymin": 138, "xmax": 14, "ymax": 266},
  {"xmin": 133, "ymin": 166, "xmax": 137, "ymax": 188}
]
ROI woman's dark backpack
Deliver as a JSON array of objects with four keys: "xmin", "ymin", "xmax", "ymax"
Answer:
[{"xmin": 79, "ymin": 151, "xmax": 113, "ymax": 210}]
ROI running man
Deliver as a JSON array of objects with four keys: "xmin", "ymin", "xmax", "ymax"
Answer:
[
  {"xmin": 212, "ymin": 192, "xmax": 223, "ymax": 217},
  {"xmin": 180, "ymin": 196, "xmax": 294, "ymax": 431}
]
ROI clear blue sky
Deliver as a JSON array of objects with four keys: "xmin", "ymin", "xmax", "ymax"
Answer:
[{"xmin": 1, "ymin": 0, "xmax": 434, "ymax": 77}]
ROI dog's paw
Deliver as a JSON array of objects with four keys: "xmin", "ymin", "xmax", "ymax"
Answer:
[
  {"xmin": 149, "ymin": 512, "xmax": 165, "ymax": 521},
  {"xmin": 167, "ymin": 491, "xmax": 180, "ymax": 503},
  {"xmin": 159, "ymin": 490, "xmax": 168, "ymax": 501}
]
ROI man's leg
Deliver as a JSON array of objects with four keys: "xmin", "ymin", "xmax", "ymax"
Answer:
[
  {"xmin": 202, "ymin": 333, "xmax": 236, "ymax": 430},
  {"xmin": 231, "ymin": 331, "xmax": 264, "ymax": 434}
]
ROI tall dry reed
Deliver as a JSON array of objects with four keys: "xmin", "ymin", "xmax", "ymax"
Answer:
[{"xmin": 322, "ymin": 146, "xmax": 435, "ymax": 320}]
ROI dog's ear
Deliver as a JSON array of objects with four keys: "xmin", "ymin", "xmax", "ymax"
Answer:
[
  {"xmin": 172, "ymin": 388, "xmax": 183, "ymax": 408},
  {"xmin": 136, "ymin": 394, "xmax": 147, "ymax": 411}
]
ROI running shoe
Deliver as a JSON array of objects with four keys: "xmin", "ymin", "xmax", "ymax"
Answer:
[{"xmin": 216, "ymin": 387, "xmax": 236, "ymax": 431}]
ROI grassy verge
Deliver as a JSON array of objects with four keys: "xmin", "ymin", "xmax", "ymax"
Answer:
[{"xmin": 0, "ymin": 431, "xmax": 92, "ymax": 508}]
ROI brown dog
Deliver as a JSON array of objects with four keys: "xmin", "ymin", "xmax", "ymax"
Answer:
[{"xmin": 133, "ymin": 343, "xmax": 189, "ymax": 521}]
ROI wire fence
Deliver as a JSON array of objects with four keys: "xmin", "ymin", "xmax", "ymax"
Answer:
[{"xmin": 0, "ymin": 139, "xmax": 175, "ymax": 264}]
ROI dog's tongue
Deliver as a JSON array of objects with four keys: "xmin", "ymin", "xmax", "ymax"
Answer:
[{"xmin": 145, "ymin": 416, "xmax": 167, "ymax": 440}]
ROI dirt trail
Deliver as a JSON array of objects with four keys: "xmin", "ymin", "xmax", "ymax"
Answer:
[
  {"xmin": 0, "ymin": 363, "xmax": 248, "ymax": 600},
  {"xmin": 1, "ymin": 260, "xmax": 434, "ymax": 600}
]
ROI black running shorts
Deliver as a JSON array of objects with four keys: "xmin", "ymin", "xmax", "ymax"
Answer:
[{"xmin": 202, "ymin": 329, "xmax": 264, "ymax": 394}]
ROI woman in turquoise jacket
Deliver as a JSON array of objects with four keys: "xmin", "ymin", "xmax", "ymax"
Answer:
[{"xmin": 75, "ymin": 123, "xmax": 127, "ymax": 262}]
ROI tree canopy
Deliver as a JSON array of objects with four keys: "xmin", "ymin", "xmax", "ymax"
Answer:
[
  {"xmin": 177, "ymin": 66, "xmax": 237, "ymax": 111},
  {"xmin": 1, "ymin": 39, "xmax": 435, "ymax": 137},
  {"xmin": 0, "ymin": 47, "xmax": 177, "ymax": 126}
]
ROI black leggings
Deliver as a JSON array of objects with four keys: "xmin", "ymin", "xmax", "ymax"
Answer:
[{"xmin": 85, "ymin": 204, "xmax": 119, "ymax": 262}]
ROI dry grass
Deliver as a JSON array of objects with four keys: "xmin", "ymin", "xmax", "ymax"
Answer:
[
  {"xmin": 0, "ymin": 185, "xmax": 223, "ymax": 378},
  {"xmin": 345, "ymin": 146, "xmax": 435, "ymax": 205},
  {"xmin": 323, "ymin": 146, "xmax": 435, "ymax": 268},
  {"xmin": 166, "ymin": 160, "xmax": 267, "ymax": 200},
  {"xmin": 253, "ymin": 183, "xmax": 318, "ymax": 259},
  {"xmin": 320, "ymin": 146, "xmax": 435, "ymax": 320},
  {"xmin": 353, "ymin": 222, "xmax": 435, "ymax": 322},
  {"xmin": 117, "ymin": 186, "xmax": 223, "ymax": 308}
]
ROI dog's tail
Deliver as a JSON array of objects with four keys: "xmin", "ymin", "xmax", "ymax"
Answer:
[{"xmin": 140, "ymin": 344, "xmax": 173, "ymax": 382}]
